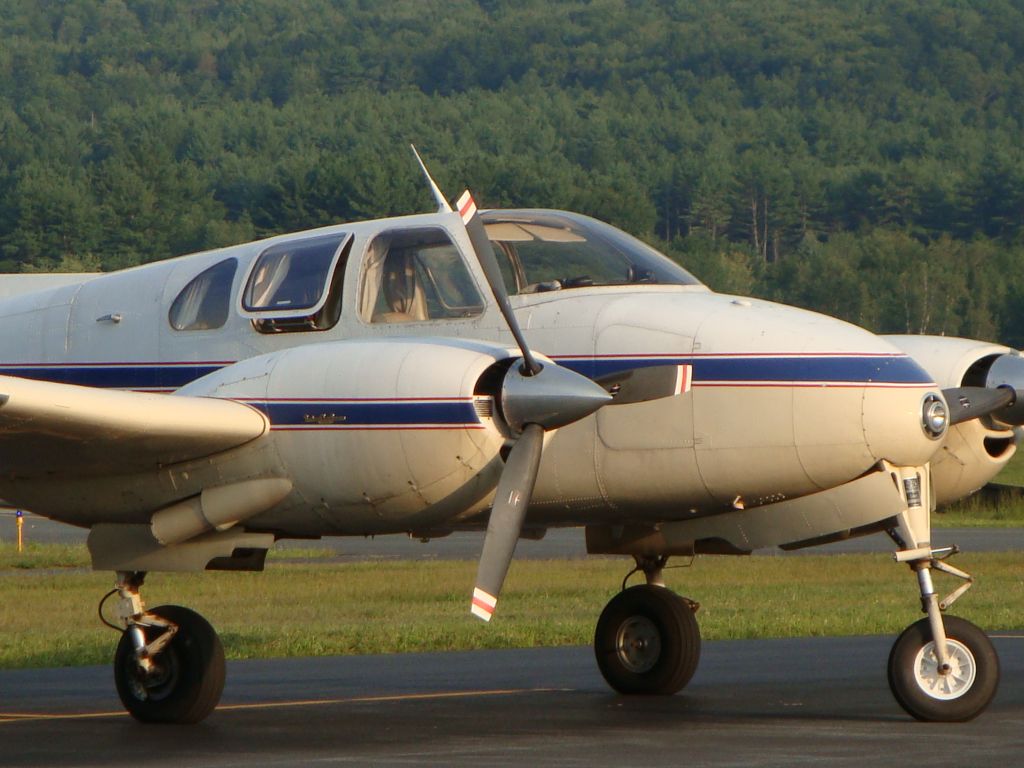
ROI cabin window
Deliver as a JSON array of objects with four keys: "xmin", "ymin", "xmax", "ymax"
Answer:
[
  {"xmin": 240, "ymin": 232, "xmax": 351, "ymax": 334},
  {"xmin": 169, "ymin": 257, "xmax": 238, "ymax": 331},
  {"xmin": 243, "ymin": 232, "xmax": 349, "ymax": 314},
  {"xmin": 360, "ymin": 228, "xmax": 484, "ymax": 323}
]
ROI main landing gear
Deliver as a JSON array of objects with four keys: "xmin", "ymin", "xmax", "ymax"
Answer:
[
  {"xmin": 594, "ymin": 556, "xmax": 701, "ymax": 696},
  {"xmin": 102, "ymin": 572, "xmax": 225, "ymax": 723}
]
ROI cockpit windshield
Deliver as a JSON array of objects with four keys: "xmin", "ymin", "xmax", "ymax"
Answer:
[{"xmin": 481, "ymin": 210, "xmax": 701, "ymax": 294}]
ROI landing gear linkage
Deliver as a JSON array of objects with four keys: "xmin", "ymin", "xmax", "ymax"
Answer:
[{"xmin": 100, "ymin": 572, "xmax": 178, "ymax": 673}]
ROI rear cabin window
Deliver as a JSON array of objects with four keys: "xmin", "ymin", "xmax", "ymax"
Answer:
[
  {"xmin": 169, "ymin": 258, "xmax": 238, "ymax": 331},
  {"xmin": 243, "ymin": 233, "xmax": 351, "ymax": 333},
  {"xmin": 360, "ymin": 228, "xmax": 484, "ymax": 323}
]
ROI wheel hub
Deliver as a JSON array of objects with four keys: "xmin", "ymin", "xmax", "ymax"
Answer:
[
  {"xmin": 615, "ymin": 616, "xmax": 662, "ymax": 673},
  {"xmin": 912, "ymin": 638, "xmax": 977, "ymax": 700}
]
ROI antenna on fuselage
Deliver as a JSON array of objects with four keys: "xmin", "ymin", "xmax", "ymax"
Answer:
[{"xmin": 410, "ymin": 144, "xmax": 453, "ymax": 214}]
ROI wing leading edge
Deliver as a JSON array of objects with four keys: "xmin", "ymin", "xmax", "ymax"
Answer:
[{"xmin": 0, "ymin": 374, "xmax": 268, "ymax": 477}]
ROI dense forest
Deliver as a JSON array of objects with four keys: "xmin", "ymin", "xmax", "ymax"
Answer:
[{"xmin": 2, "ymin": 0, "xmax": 1024, "ymax": 343}]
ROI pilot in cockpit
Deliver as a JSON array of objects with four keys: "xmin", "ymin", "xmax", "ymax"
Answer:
[{"xmin": 372, "ymin": 250, "xmax": 429, "ymax": 323}]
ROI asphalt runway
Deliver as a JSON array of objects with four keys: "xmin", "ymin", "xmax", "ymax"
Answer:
[
  {"xmin": 5, "ymin": 509, "xmax": 1024, "ymax": 558},
  {"xmin": 1, "ymin": 635, "xmax": 1023, "ymax": 767}
]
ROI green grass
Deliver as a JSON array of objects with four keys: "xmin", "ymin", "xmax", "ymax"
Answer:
[
  {"xmin": 995, "ymin": 449, "xmax": 1024, "ymax": 486},
  {"xmin": 0, "ymin": 542, "xmax": 89, "ymax": 569},
  {"xmin": 932, "ymin": 450, "xmax": 1024, "ymax": 527},
  {"xmin": 935, "ymin": 490, "xmax": 1024, "ymax": 527},
  {"xmin": 1, "ymin": 552, "xmax": 1022, "ymax": 670}
]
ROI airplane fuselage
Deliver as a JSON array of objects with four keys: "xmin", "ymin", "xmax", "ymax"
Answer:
[{"xmin": 0, "ymin": 209, "xmax": 978, "ymax": 543}]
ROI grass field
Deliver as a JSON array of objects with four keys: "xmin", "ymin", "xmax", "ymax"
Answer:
[
  {"xmin": 934, "ymin": 449, "xmax": 1024, "ymax": 526},
  {"xmin": 1, "ymin": 546, "xmax": 1022, "ymax": 670}
]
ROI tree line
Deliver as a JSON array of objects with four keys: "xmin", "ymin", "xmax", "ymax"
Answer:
[{"xmin": 2, "ymin": 0, "xmax": 1024, "ymax": 343}]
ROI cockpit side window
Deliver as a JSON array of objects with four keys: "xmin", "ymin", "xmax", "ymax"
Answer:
[
  {"xmin": 169, "ymin": 257, "xmax": 238, "ymax": 331},
  {"xmin": 361, "ymin": 228, "xmax": 484, "ymax": 323}
]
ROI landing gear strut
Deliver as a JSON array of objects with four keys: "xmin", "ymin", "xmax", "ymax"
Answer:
[
  {"xmin": 885, "ymin": 465, "xmax": 999, "ymax": 721},
  {"xmin": 105, "ymin": 572, "xmax": 225, "ymax": 724},
  {"xmin": 594, "ymin": 555, "xmax": 701, "ymax": 695}
]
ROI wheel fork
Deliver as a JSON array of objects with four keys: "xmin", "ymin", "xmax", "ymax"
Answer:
[{"xmin": 113, "ymin": 571, "xmax": 178, "ymax": 674}]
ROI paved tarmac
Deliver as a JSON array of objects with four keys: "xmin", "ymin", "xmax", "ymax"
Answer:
[{"xmin": 1, "ymin": 635, "xmax": 1022, "ymax": 767}]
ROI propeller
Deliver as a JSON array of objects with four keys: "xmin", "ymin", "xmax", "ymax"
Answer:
[
  {"xmin": 942, "ymin": 386, "xmax": 1016, "ymax": 426},
  {"xmin": 455, "ymin": 189, "xmax": 608, "ymax": 620},
  {"xmin": 453, "ymin": 189, "xmax": 688, "ymax": 621},
  {"xmin": 940, "ymin": 354, "xmax": 1024, "ymax": 429},
  {"xmin": 595, "ymin": 363, "xmax": 691, "ymax": 405}
]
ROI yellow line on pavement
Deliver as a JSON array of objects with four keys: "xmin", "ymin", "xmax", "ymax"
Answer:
[{"xmin": 0, "ymin": 687, "xmax": 568, "ymax": 725}]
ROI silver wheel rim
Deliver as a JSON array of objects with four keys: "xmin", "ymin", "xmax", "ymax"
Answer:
[
  {"xmin": 615, "ymin": 616, "xmax": 661, "ymax": 673},
  {"xmin": 912, "ymin": 638, "xmax": 976, "ymax": 701}
]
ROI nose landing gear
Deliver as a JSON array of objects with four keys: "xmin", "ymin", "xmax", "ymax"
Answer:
[
  {"xmin": 104, "ymin": 572, "xmax": 225, "ymax": 724},
  {"xmin": 886, "ymin": 548, "xmax": 999, "ymax": 721},
  {"xmin": 885, "ymin": 464, "xmax": 1000, "ymax": 721}
]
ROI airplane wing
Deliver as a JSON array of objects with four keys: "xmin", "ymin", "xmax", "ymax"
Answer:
[{"xmin": 0, "ymin": 374, "xmax": 268, "ymax": 477}]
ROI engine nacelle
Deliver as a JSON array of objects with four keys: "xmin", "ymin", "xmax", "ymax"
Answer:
[
  {"xmin": 180, "ymin": 338, "xmax": 512, "ymax": 533},
  {"xmin": 884, "ymin": 335, "xmax": 1019, "ymax": 505}
]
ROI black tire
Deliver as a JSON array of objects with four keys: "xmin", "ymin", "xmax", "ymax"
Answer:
[
  {"xmin": 114, "ymin": 605, "xmax": 225, "ymax": 724},
  {"xmin": 594, "ymin": 585, "xmax": 700, "ymax": 695},
  {"xmin": 887, "ymin": 616, "xmax": 999, "ymax": 722}
]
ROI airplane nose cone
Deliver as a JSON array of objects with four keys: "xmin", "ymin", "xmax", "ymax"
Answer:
[
  {"xmin": 681, "ymin": 295, "xmax": 944, "ymax": 492},
  {"xmin": 862, "ymin": 375, "xmax": 946, "ymax": 468},
  {"xmin": 587, "ymin": 291, "xmax": 945, "ymax": 505}
]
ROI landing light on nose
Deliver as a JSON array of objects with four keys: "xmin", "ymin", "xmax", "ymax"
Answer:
[{"xmin": 922, "ymin": 393, "xmax": 948, "ymax": 439}]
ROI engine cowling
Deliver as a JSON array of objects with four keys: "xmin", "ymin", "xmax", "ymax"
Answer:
[
  {"xmin": 180, "ymin": 337, "xmax": 513, "ymax": 534},
  {"xmin": 884, "ymin": 335, "xmax": 1019, "ymax": 505}
]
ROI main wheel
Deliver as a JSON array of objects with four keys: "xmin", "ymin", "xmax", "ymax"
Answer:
[
  {"xmin": 114, "ymin": 605, "xmax": 225, "ymax": 724},
  {"xmin": 887, "ymin": 616, "xmax": 999, "ymax": 722},
  {"xmin": 594, "ymin": 585, "xmax": 700, "ymax": 695}
]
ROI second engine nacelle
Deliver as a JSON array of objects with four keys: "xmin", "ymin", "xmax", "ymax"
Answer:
[{"xmin": 884, "ymin": 335, "xmax": 1019, "ymax": 505}]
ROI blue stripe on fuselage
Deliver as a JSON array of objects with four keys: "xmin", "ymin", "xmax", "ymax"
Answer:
[
  {"xmin": 0, "ymin": 364, "xmax": 226, "ymax": 389},
  {"xmin": 0, "ymin": 352, "xmax": 933, "ymax": 430},
  {"xmin": 245, "ymin": 400, "xmax": 479, "ymax": 427},
  {"xmin": 554, "ymin": 355, "xmax": 934, "ymax": 385}
]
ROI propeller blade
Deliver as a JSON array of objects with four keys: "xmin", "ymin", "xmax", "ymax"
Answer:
[
  {"xmin": 455, "ymin": 190, "xmax": 541, "ymax": 376},
  {"xmin": 595, "ymin": 364, "xmax": 691, "ymax": 405},
  {"xmin": 942, "ymin": 386, "xmax": 1016, "ymax": 426},
  {"xmin": 471, "ymin": 423, "xmax": 544, "ymax": 622}
]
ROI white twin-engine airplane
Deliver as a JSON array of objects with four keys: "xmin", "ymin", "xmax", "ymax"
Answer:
[{"xmin": 1, "ymin": 153, "xmax": 1021, "ymax": 725}]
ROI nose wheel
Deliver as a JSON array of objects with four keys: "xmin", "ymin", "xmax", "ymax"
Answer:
[{"xmin": 888, "ymin": 615, "xmax": 998, "ymax": 721}]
